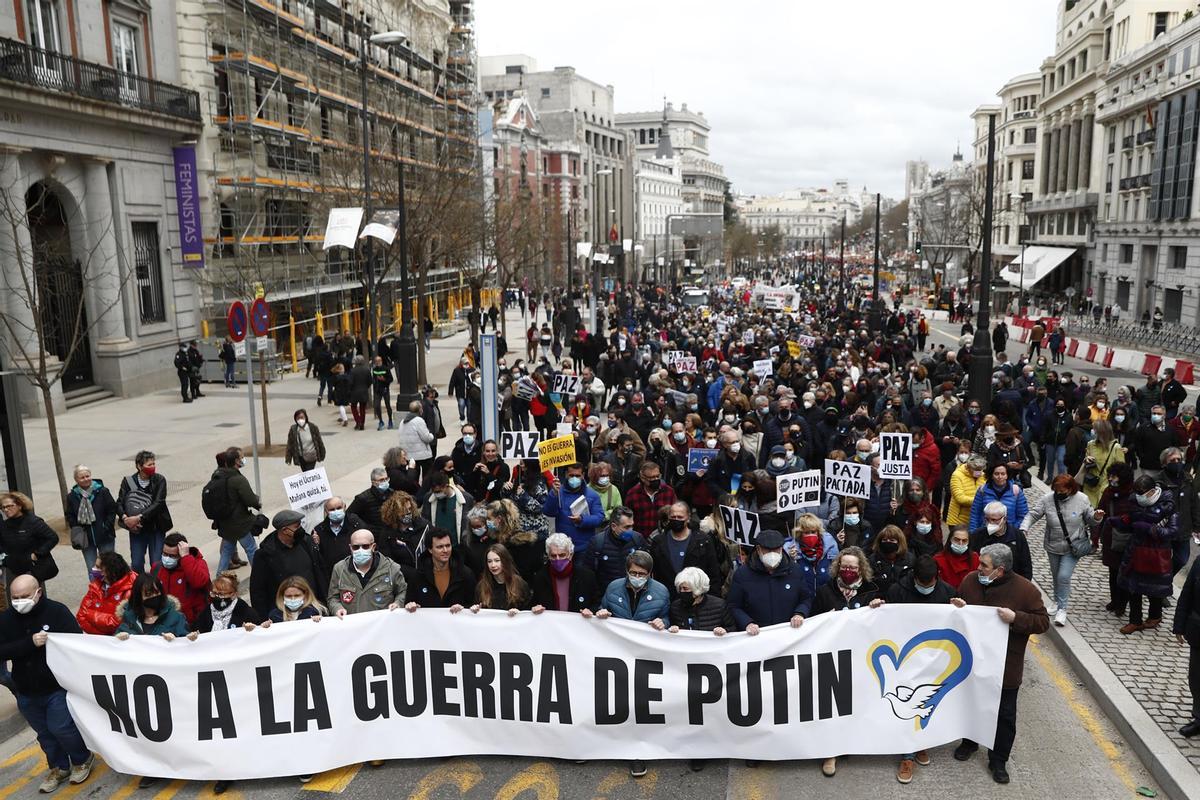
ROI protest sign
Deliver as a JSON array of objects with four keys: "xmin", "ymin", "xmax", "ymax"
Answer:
[
  {"xmin": 687, "ymin": 448, "xmax": 719, "ymax": 473},
  {"xmin": 675, "ymin": 356, "xmax": 698, "ymax": 374},
  {"xmin": 513, "ymin": 376, "xmax": 540, "ymax": 401},
  {"xmin": 879, "ymin": 432, "xmax": 913, "ymax": 480},
  {"xmin": 665, "ymin": 350, "xmax": 686, "ymax": 368},
  {"xmin": 537, "ymin": 434, "xmax": 577, "ymax": 470},
  {"xmin": 769, "ymin": 345, "xmax": 780, "ymax": 358},
  {"xmin": 719, "ymin": 505, "xmax": 761, "ymax": 546},
  {"xmin": 752, "ymin": 359, "xmax": 773, "ymax": 378},
  {"xmin": 824, "ymin": 459, "xmax": 871, "ymax": 499},
  {"xmin": 742, "ymin": 329, "xmax": 755, "ymax": 344},
  {"xmin": 282, "ymin": 468, "xmax": 332, "ymax": 515},
  {"xmin": 500, "ymin": 431, "xmax": 540, "ymax": 460},
  {"xmin": 47, "ymin": 606, "xmax": 1006, "ymax": 779},
  {"xmin": 797, "ymin": 334, "xmax": 816, "ymax": 348},
  {"xmin": 552, "ymin": 373, "xmax": 581, "ymax": 396},
  {"xmin": 776, "ymin": 469, "xmax": 822, "ymax": 512},
  {"xmin": 786, "ymin": 341, "xmax": 802, "ymax": 358}
]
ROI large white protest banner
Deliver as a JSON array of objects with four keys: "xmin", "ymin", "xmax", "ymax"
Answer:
[
  {"xmin": 824, "ymin": 459, "xmax": 871, "ymax": 499},
  {"xmin": 879, "ymin": 432, "xmax": 913, "ymax": 480},
  {"xmin": 48, "ymin": 606, "xmax": 1005, "ymax": 780}
]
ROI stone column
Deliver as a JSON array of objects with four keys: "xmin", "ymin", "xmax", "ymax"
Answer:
[
  {"xmin": 1041, "ymin": 126, "xmax": 1054, "ymax": 195},
  {"xmin": 1065, "ymin": 116, "xmax": 1075, "ymax": 193},
  {"xmin": 1067, "ymin": 117, "xmax": 1082, "ymax": 190},
  {"xmin": 82, "ymin": 158, "xmax": 128, "ymax": 344},
  {"xmin": 1079, "ymin": 113, "xmax": 1095, "ymax": 188},
  {"xmin": 1048, "ymin": 122, "xmax": 1061, "ymax": 194},
  {"xmin": 0, "ymin": 148, "xmax": 38, "ymax": 358}
]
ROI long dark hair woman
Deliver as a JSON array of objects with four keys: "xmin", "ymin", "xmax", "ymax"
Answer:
[{"xmin": 470, "ymin": 544, "xmax": 531, "ymax": 614}]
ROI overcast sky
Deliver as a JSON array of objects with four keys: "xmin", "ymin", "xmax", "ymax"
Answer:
[{"xmin": 475, "ymin": 0, "xmax": 1057, "ymax": 199}]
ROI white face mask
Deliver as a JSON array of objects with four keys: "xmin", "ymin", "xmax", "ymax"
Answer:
[
  {"xmin": 12, "ymin": 592, "xmax": 38, "ymax": 614},
  {"xmin": 984, "ymin": 425, "xmax": 996, "ymax": 436},
  {"xmin": 760, "ymin": 551, "xmax": 783, "ymax": 569},
  {"xmin": 986, "ymin": 522, "xmax": 1002, "ymax": 535}
]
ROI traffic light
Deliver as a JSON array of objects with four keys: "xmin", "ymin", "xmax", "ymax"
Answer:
[{"xmin": 915, "ymin": 240, "xmax": 922, "ymax": 255}]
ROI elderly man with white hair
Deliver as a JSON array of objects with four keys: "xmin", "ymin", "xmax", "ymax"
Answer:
[
  {"xmin": 951, "ymin": 542, "xmax": 1049, "ymax": 785},
  {"xmin": 530, "ymin": 533, "xmax": 600, "ymax": 613},
  {"xmin": 968, "ymin": 500, "xmax": 1033, "ymax": 580}
]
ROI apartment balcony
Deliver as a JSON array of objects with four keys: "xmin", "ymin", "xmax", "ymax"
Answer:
[{"xmin": 0, "ymin": 37, "xmax": 200, "ymax": 128}]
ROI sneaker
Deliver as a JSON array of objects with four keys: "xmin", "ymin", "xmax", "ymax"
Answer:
[
  {"xmin": 299, "ymin": 775, "xmax": 313, "ymax": 784},
  {"xmin": 896, "ymin": 759, "xmax": 914, "ymax": 784},
  {"xmin": 821, "ymin": 757, "xmax": 837, "ymax": 776},
  {"xmin": 38, "ymin": 769, "xmax": 69, "ymax": 794},
  {"xmin": 914, "ymin": 749, "xmax": 930, "ymax": 766},
  {"xmin": 317, "ymin": 397, "xmax": 323, "ymax": 406},
  {"xmin": 387, "ymin": 422, "xmax": 395, "ymax": 430},
  {"xmin": 68, "ymin": 755, "xmax": 94, "ymax": 785},
  {"xmin": 1046, "ymin": 601, "xmax": 1058, "ymax": 615},
  {"xmin": 377, "ymin": 421, "xmax": 385, "ymax": 431},
  {"xmin": 629, "ymin": 760, "xmax": 647, "ymax": 778},
  {"xmin": 1054, "ymin": 609, "xmax": 1067, "ymax": 627}
]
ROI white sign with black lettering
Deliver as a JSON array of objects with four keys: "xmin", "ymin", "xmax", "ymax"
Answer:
[
  {"xmin": 752, "ymin": 359, "xmax": 773, "ymax": 378},
  {"xmin": 665, "ymin": 350, "xmax": 686, "ymax": 368},
  {"xmin": 551, "ymin": 373, "xmax": 580, "ymax": 396},
  {"xmin": 823, "ymin": 459, "xmax": 871, "ymax": 500},
  {"xmin": 776, "ymin": 469, "xmax": 822, "ymax": 512},
  {"xmin": 675, "ymin": 356, "xmax": 697, "ymax": 374},
  {"xmin": 500, "ymin": 431, "xmax": 540, "ymax": 460},
  {"xmin": 719, "ymin": 505, "xmax": 761, "ymax": 547},
  {"xmin": 879, "ymin": 432, "xmax": 913, "ymax": 480}
]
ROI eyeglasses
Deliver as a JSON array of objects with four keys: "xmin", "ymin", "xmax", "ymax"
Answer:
[
  {"xmin": 350, "ymin": 544, "xmax": 373, "ymax": 551},
  {"xmin": 0, "ymin": 503, "xmax": 15, "ymax": 510}
]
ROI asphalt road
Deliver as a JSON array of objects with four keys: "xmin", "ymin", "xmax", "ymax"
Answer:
[{"xmin": 0, "ymin": 631, "xmax": 1164, "ymax": 800}]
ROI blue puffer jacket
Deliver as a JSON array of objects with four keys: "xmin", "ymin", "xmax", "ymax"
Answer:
[
  {"xmin": 588, "ymin": 529, "xmax": 649, "ymax": 589},
  {"xmin": 725, "ymin": 553, "xmax": 814, "ymax": 630},
  {"xmin": 969, "ymin": 479, "xmax": 1029, "ymax": 532},
  {"xmin": 600, "ymin": 577, "xmax": 670, "ymax": 624},
  {"xmin": 543, "ymin": 485, "xmax": 605, "ymax": 555}
]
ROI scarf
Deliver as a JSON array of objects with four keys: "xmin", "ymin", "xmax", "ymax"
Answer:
[
  {"xmin": 210, "ymin": 601, "xmax": 236, "ymax": 631},
  {"xmin": 838, "ymin": 578, "xmax": 861, "ymax": 603},
  {"xmin": 76, "ymin": 488, "xmax": 97, "ymax": 526}
]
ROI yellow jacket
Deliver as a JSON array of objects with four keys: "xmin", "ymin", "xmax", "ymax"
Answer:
[{"xmin": 948, "ymin": 462, "xmax": 985, "ymax": 527}]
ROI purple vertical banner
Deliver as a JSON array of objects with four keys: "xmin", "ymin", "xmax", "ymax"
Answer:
[{"xmin": 172, "ymin": 145, "xmax": 205, "ymax": 269}]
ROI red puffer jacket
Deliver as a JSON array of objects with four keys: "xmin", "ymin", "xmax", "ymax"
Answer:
[
  {"xmin": 154, "ymin": 547, "xmax": 212, "ymax": 624},
  {"xmin": 76, "ymin": 571, "xmax": 136, "ymax": 635}
]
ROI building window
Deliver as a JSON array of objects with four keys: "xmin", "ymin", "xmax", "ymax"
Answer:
[
  {"xmin": 26, "ymin": 0, "xmax": 62, "ymax": 53},
  {"xmin": 1022, "ymin": 159, "xmax": 1035, "ymax": 179},
  {"xmin": 1024, "ymin": 127, "xmax": 1036, "ymax": 144},
  {"xmin": 541, "ymin": 87, "xmax": 550, "ymax": 98},
  {"xmin": 131, "ymin": 222, "xmax": 167, "ymax": 324},
  {"xmin": 113, "ymin": 22, "xmax": 140, "ymax": 96},
  {"xmin": 1080, "ymin": 50, "xmax": 1088, "ymax": 72},
  {"xmin": 1170, "ymin": 245, "xmax": 1187, "ymax": 269},
  {"xmin": 1120, "ymin": 243, "xmax": 1134, "ymax": 263},
  {"xmin": 1154, "ymin": 11, "xmax": 1169, "ymax": 39}
]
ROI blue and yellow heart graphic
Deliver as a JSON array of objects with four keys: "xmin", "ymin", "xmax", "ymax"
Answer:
[{"xmin": 868, "ymin": 629, "xmax": 973, "ymax": 730}]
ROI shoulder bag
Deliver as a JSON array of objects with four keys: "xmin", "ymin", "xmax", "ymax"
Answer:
[{"xmin": 1053, "ymin": 493, "xmax": 1093, "ymax": 557}]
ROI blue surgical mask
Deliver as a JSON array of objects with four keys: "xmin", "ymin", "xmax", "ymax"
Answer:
[
  {"xmin": 463, "ymin": 435, "xmax": 476, "ymax": 447},
  {"xmin": 284, "ymin": 597, "xmax": 305, "ymax": 611},
  {"xmin": 843, "ymin": 514, "xmax": 860, "ymax": 526},
  {"xmin": 627, "ymin": 574, "xmax": 648, "ymax": 589},
  {"xmin": 950, "ymin": 542, "xmax": 969, "ymax": 555},
  {"xmin": 567, "ymin": 476, "xmax": 583, "ymax": 490},
  {"xmin": 977, "ymin": 572, "xmax": 994, "ymax": 586},
  {"xmin": 352, "ymin": 549, "xmax": 373, "ymax": 566},
  {"xmin": 328, "ymin": 509, "xmax": 346, "ymax": 523},
  {"xmin": 915, "ymin": 581, "xmax": 936, "ymax": 595},
  {"xmin": 916, "ymin": 522, "xmax": 933, "ymax": 535},
  {"xmin": 617, "ymin": 529, "xmax": 634, "ymax": 542},
  {"xmin": 1151, "ymin": 414, "xmax": 1164, "ymax": 424},
  {"xmin": 376, "ymin": 481, "xmax": 390, "ymax": 492},
  {"xmin": 160, "ymin": 555, "xmax": 179, "ymax": 570}
]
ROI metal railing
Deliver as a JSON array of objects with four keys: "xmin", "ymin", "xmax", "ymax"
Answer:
[
  {"xmin": 1059, "ymin": 314, "xmax": 1200, "ymax": 359},
  {"xmin": 0, "ymin": 37, "xmax": 200, "ymax": 122}
]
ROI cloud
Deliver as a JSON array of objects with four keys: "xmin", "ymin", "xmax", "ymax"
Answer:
[{"xmin": 475, "ymin": 0, "xmax": 1056, "ymax": 197}]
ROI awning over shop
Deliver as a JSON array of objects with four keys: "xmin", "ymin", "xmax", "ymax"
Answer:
[{"xmin": 1000, "ymin": 246, "xmax": 1074, "ymax": 289}]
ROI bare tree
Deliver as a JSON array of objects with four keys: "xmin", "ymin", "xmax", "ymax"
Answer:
[{"xmin": 0, "ymin": 166, "xmax": 131, "ymax": 508}]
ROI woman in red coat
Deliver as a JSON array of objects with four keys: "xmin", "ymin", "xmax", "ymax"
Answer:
[
  {"xmin": 933, "ymin": 526, "xmax": 979, "ymax": 590},
  {"xmin": 76, "ymin": 551, "xmax": 136, "ymax": 635}
]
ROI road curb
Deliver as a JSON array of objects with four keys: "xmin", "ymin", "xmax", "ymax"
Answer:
[
  {"xmin": 0, "ymin": 706, "xmax": 25, "ymax": 745},
  {"xmin": 1042, "ymin": 614, "xmax": 1200, "ymax": 800},
  {"xmin": 1023, "ymin": 475, "xmax": 1200, "ymax": 800}
]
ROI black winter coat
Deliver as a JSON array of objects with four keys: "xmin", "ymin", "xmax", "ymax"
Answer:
[
  {"xmin": 249, "ymin": 532, "xmax": 327, "ymax": 617},
  {"xmin": 405, "ymin": 552, "xmax": 475, "ymax": 607},
  {"xmin": 0, "ymin": 513, "xmax": 59, "ymax": 580},
  {"xmin": 1172, "ymin": 555, "xmax": 1200, "ymax": 645},
  {"xmin": 312, "ymin": 512, "xmax": 367, "ymax": 582},
  {"xmin": 116, "ymin": 472, "xmax": 172, "ymax": 535},
  {"xmin": 868, "ymin": 551, "xmax": 916, "ymax": 593},
  {"xmin": 649, "ymin": 527, "xmax": 724, "ymax": 599},
  {"xmin": 192, "ymin": 598, "xmax": 263, "ymax": 633},
  {"xmin": 886, "ymin": 573, "xmax": 957, "ymax": 605},
  {"xmin": 668, "ymin": 593, "xmax": 733, "ymax": 631},
  {"xmin": 349, "ymin": 364, "xmax": 373, "ymax": 404},
  {"xmin": 530, "ymin": 564, "xmax": 601, "ymax": 612},
  {"xmin": 64, "ymin": 482, "xmax": 118, "ymax": 550},
  {"xmin": 0, "ymin": 597, "xmax": 80, "ymax": 695},
  {"xmin": 810, "ymin": 579, "xmax": 883, "ymax": 614}
]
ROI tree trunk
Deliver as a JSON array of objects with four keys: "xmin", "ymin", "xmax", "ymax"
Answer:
[
  {"xmin": 259, "ymin": 352, "xmax": 271, "ymax": 447},
  {"xmin": 468, "ymin": 278, "xmax": 481, "ymax": 345},
  {"xmin": 40, "ymin": 382, "xmax": 69, "ymax": 514}
]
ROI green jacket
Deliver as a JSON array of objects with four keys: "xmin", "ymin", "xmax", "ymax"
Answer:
[
  {"xmin": 212, "ymin": 467, "xmax": 261, "ymax": 541},
  {"xmin": 327, "ymin": 553, "xmax": 408, "ymax": 615}
]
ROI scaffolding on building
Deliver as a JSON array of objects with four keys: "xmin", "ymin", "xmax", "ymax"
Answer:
[{"xmin": 197, "ymin": 0, "xmax": 486, "ymax": 347}]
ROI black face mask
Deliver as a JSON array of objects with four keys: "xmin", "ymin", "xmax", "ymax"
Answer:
[
  {"xmin": 211, "ymin": 597, "xmax": 234, "ymax": 611},
  {"xmin": 668, "ymin": 518, "xmax": 687, "ymax": 533},
  {"xmin": 879, "ymin": 540, "xmax": 900, "ymax": 555},
  {"xmin": 143, "ymin": 595, "xmax": 165, "ymax": 612}
]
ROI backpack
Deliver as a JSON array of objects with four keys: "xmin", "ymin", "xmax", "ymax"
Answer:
[{"xmin": 201, "ymin": 474, "xmax": 234, "ymax": 524}]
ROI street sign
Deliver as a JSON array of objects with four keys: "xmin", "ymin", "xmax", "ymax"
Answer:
[
  {"xmin": 233, "ymin": 341, "xmax": 246, "ymax": 358},
  {"xmin": 256, "ymin": 337, "xmax": 269, "ymax": 353},
  {"xmin": 227, "ymin": 301, "xmax": 247, "ymax": 343},
  {"xmin": 250, "ymin": 297, "xmax": 270, "ymax": 337}
]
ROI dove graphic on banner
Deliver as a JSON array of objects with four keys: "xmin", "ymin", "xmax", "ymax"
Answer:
[{"xmin": 883, "ymin": 684, "xmax": 942, "ymax": 720}]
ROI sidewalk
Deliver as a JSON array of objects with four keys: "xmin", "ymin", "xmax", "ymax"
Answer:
[
  {"xmin": 1, "ymin": 306, "xmax": 526, "ymax": 739},
  {"xmin": 1021, "ymin": 477, "xmax": 1200, "ymax": 800}
]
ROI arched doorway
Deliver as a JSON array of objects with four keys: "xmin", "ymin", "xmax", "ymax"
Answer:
[{"xmin": 26, "ymin": 182, "xmax": 93, "ymax": 390}]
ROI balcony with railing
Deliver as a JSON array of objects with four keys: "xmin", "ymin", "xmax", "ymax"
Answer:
[{"xmin": 0, "ymin": 36, "xmax": 200, "ymax": 123}]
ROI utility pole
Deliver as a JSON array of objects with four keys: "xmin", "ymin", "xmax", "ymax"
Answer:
[
  {"xmin": 969, "ymin": 114, "xmax": 997, "ymax": 412},
  {"xmin": 870, "ymin": 192, "xmax": 882, "ymax": 332},
  {"xmin": 838, "ymin": 213, "xmax": 846, "ymax": 314}
]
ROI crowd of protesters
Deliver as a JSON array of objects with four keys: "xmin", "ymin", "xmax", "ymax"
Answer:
[{"xmin": 1, "ymin": 274, "xmax": 1199, "ymax": 792}]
